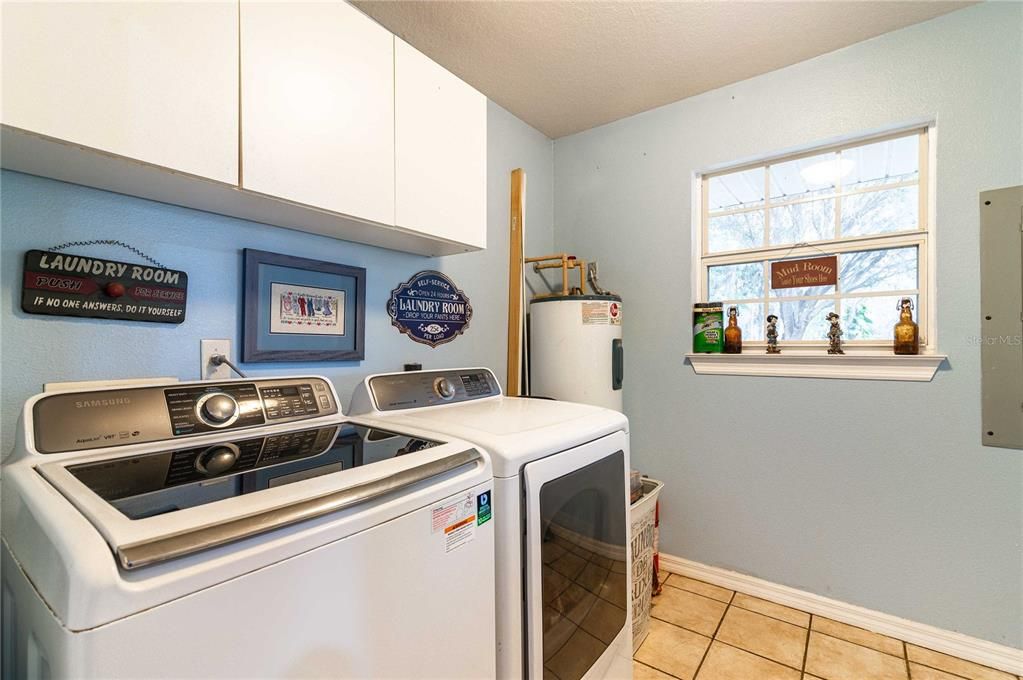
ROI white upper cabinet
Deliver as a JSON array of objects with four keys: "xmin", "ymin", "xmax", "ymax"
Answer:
[
  {"xmin": 240, "ymin": 1, "xmax": 395, "ymax": 226},
  {"xmin": 1, "ymin": 2, "xmax": 487, "ymax": 255},
  {"xmin": 395, "ymin": 38, "xmax": 487, "ymax": 249},
  {"xmin": 1, "ymin": 1, "xmax": 238, "ymax": 185}
]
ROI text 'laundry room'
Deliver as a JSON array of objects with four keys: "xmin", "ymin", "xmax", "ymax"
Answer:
[{"xmin": 1, "ymin": 2, "xmax": 1021, "ymax": 680}]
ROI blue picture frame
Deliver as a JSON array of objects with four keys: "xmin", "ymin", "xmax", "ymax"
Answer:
[{"xmin": 242, "ymin": 249, "xmax": 366, "ymax": 362}]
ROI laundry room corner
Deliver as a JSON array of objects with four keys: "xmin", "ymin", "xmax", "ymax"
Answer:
[{"xmin": 550, "ymin": 0, "xmax": 1023, "ymax": 652}]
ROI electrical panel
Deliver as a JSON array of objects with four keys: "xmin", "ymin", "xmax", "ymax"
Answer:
[{"xmin": 980, "ymin": 185, "xmax": 1023, "ymax": 449}]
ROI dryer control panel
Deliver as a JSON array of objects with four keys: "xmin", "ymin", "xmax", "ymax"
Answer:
[
  {"xmin": 32, "ymin": 377, "xmax": 339, "ymax": 454},
  {"xmin": 367, "ymin": 369, "xmax": 499, "ymax": 411}
]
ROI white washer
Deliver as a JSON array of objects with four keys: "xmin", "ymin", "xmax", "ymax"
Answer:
[
  {"xmin": 2, "ymin": 375, "xmax": 495, "ymax": 679},
  {"xmin": 350, "ymin": 368, "xmax": 633, "ymax": 680}
]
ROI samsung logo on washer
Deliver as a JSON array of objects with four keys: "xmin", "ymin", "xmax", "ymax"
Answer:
[{"xmin": 74, "ymin": 397, "xmax": 132, "ymax": 409}]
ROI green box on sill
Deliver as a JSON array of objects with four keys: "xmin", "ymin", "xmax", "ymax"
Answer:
[{"xmin": 693, "ymin": 302, "xmax": 724, "ymax": 353}]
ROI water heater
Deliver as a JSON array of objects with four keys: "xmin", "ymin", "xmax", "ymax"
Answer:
[{"xmin": 528, "ymin": 294, "xmax": 623, "ymax": 411}]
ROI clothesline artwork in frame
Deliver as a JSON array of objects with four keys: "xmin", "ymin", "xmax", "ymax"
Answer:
[
  {"xmin": 270, "ymin": 283, "xmax": 345, "ymax": 336},
  {"xmin": 243, "ymin": 249, "xmax": 366, "ymax": 362}
]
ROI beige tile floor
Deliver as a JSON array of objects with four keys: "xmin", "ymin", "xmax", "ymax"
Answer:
[{"xmin": 634, "ymin": 572, "xmax": 1020, "ymax": 680}]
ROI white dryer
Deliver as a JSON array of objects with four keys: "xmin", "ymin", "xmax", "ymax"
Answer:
[
  {"xmin": 2, "ymin": 375, "xmax": 495, "ymax": 679},
  {"xmin": 349, "ymin": 368, "xmax": 633, "ymax": 680}
]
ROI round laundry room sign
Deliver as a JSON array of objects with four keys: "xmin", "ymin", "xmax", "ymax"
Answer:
[{"xmin": 388, "ymin": 270, "xmax": 473, "ymax": 347}]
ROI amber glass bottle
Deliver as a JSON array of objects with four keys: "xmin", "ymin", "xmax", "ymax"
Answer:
[
  {"xmin": 724, "ymin": 306, "xmax": 742, "ymax": 354},
  {"xmin": 893, "ymin": 297, "xmax": 919, "ymax": 355}
]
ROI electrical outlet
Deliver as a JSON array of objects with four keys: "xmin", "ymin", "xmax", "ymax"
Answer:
[{"xmin": 201, "ymin": 339, "xmax": 232, "ymax": 380}]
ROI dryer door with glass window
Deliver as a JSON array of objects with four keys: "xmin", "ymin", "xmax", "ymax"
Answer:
[{"xmin": 522, "ymin": 430, "xmax": 632, "ymax": 680}]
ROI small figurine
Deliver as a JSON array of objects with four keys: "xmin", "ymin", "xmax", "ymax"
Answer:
[
  {"xmin": 724, "ymin": 305, "xmax": 742, "ymax": 354},
  {"xmin": 893, "ymin": 297, "xmax": 919, "ymax": 355},
  {"xmin": 826, "ymin": 312, "xmax": 844, "ymax": 354},
  {"xmin": 766, "ymin": 314, "xmax": 781, "ymax": 354}
]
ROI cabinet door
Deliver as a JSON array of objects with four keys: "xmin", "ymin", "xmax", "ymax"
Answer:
[
  {"xmin": 240, "ymin": 1, "xmax": 395, "ymax": 226},
  {"xmin": 395, "ymin": 39, "xmax": 487, "ymax": 249},
  {"xmin": 1, "ymin": 2, "xmax": 238, "ymax": 185}
]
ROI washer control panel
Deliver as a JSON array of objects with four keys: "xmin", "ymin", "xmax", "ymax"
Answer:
[
  {"xmin": 368, "ymin": 369, "xmax": 499, "ymax": 411},
  {"xmin": 260, "ymin": 384, "xmax": 322, "ymax": 420},
  {"xmin": 32, "ymin": 377, "xmax": 339, "ymax": 454},
  {"xmin": 165, "ymin": 383, "xmax": 264, "ymax": 436}
]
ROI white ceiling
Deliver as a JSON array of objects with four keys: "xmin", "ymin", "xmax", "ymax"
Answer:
[{"xmin": 355, "ymin": 0, "xmax": 975, "ymax": 139}]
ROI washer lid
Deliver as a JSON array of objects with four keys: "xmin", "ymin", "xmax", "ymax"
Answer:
[
  {"xmin": 37, "ymin": 422, "xmax": 479, "ymax": 571},
  {"xmin": 62, "ymin": 424, "xmax": 443, "ymax": 522}
]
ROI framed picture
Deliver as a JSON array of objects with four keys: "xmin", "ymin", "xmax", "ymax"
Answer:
[{"xmin": 243, "ymin": 249, "xmax": 366, "ymax": 362}]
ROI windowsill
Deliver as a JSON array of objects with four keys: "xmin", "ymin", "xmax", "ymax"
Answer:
[{"xmin": 685, "ymin": 350, "xmax": 947, "ymax": 381}]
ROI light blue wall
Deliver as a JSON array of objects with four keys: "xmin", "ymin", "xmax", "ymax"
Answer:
[
  {"xmin": 553, "ymin": 3, "xmax": 1022, "ymax": 647},
  {"xmin": 0, "ymin": 101, "xmax": 553, "ymax": 455}
]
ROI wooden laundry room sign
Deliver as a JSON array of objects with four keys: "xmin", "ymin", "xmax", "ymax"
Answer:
[{"xmin": 21, "ymin": 249, "xmax": 188, "ymax": 323}]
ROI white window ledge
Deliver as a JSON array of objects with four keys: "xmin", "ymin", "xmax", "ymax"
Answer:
[{"xmin": 685, "ymin": 351, "xmax": 947, "ymax": 381}]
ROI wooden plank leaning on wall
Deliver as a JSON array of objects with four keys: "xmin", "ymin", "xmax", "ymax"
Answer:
[{"xmin": 507, "ymin": 169, "xmax": 526, "ymax": 396}]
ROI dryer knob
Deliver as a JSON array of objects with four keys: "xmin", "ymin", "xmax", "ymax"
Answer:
[
  {"xmin": 200, "ymin": 393, "xmax": 238, "ymax": 424},
  {"xmin": 434, "ymin": 377, "xmax": 456, "ymax": 400},
  {"xmin": 196, "ymin": 444, "xmax": 239, "ymax": 476}
]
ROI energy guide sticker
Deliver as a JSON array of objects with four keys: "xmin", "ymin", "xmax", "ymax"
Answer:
[
  {"xmin": 432, "ymin": 492, "xmax": 476, "ymax": 553},
  {"xmin": 581, "ymin": 301, "xmax": 610, "ymax": 325}
]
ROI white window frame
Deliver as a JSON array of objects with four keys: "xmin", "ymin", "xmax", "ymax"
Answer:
[{"xmin": 692, "ymin": 124, "xmax": 938, "ymax": 353}]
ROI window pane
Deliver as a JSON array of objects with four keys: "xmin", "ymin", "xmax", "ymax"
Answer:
[
  {"xmin": 842, "ymin": 295, "xmax": 919, "ymax": 341},
  {"xmin": 707, "ymin": 167, "xmax": 765, "ymax": 213},
  {"xmin": 841, "ymin": 185, "xmax": 919, "ymax": 236},
  {"xmin": 769, "ymin": 152, "xmax": 839, "ymax": 201},
  {"xmin": 706, "ymin": 210, "xmax": 765, "ymax": 253},
  {"xmin": 843, "ymin": 134, "xmax": 919, "ymax": 191},
  {"xmin": 726, "ymin": 302, "xmax": 765, "ymax": 342},
  {"xmin": 708, "ymin": 262, "xmax": 764, "ymax": 300},
  {"xmin": 840, "ymin": 246, "xmax": 918, "ymax": 294},
  {"xmin": 768, "ymin": 299, "xmax": 835, "ymax": 341},
  {"xmin": 769, "ymin": 198, "xmax": 835, "ymax": 246}
]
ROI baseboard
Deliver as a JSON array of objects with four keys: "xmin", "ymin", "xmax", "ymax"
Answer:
[{"xmin": 658, "ymin": 552, "xmax": 1023, "ymax": 676}]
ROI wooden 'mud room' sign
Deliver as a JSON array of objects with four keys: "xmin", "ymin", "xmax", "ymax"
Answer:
[{"xmin": 771, "ymin": 255, "xmax": 838, "ymax": 289}]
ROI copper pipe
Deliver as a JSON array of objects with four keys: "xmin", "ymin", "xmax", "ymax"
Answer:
[{"xmin": 526, "ymin": 253, "xmax": 589, "ymax": 297}]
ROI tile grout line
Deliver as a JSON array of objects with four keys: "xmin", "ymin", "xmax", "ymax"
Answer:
[
  {"xmin": 710, "ymin": 636, "xmax": 810, "ymax": 674},
  {"xmin": 634, "ymin": 659, "xmax": 682, "ymax": 680},
  {"xmin": 691, "ymin": 590, "xmax": 737, "ymax": 679},
  {"xmin": 908, "ymin": 656, "xmax": 1013, "ymax": 680},
  {"xmin": 661, "ymin": 580, "xmax": 734, "ymax": 605},
  {"xmin": 728, "ymin": 599, "xmax": 810, "ymax": 629},
  {"xmin": 803, "ymin": 614, "xmax": 813, "ymax": 675},
  {"xmin": 663, "ymin": 575, "xmax": 734, "ymax": 604},
  {"xmin": 811, "ymin": 628, "xmax": 909, "ymax": 662}
]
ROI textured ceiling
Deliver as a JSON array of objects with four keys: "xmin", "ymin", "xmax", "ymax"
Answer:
[{"xmin": 355, "ymin": 0, "xmax": 975, "ymax": 139}]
